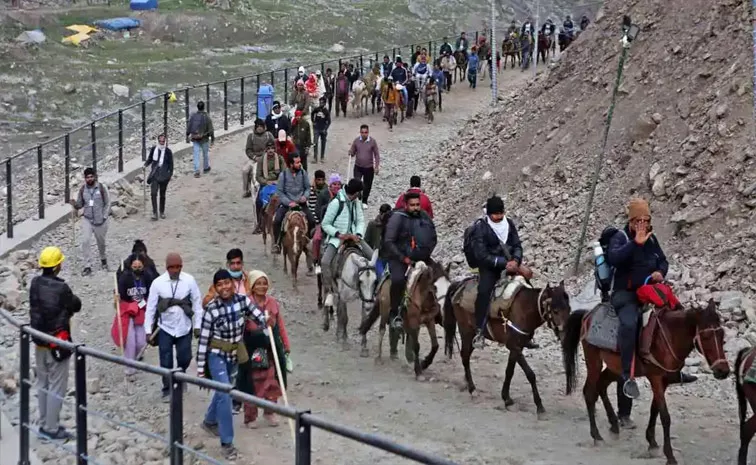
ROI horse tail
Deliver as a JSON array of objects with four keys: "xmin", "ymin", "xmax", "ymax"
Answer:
[
  {"xmin": 735, "ymin": 347, "xmax": 750, "ymax": 425},
  {"xmin": 358, "ymin": 299, "xmax": 380, "ymax": 336},
  {"xmin": 562, "ymin": 309, "xmax": 587, "ymax": 396},
  {"xmin": 443, "ymin": 280, "xmax": 465, "ymax": 358}
]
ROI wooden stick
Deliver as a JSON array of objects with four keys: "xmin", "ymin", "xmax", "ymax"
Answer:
[
  {"xmin": 113, "ymin": 273, "xmax": 126, "ymax": 358},
  {"xmin": 266, "ymin": 311, "xmax": 295, "ymax": 443},
  {"xmin": 136, "ymin": 330, "xmax": 159, "ymax": 361}
]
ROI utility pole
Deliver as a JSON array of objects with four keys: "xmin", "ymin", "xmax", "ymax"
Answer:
[
  {"xmin": 491, "ymin": 0, "xmax": 497, "ymax": 106},
  {"xmin": 532, "ymin": 0, "xmax": 540, "ymax": 77}
]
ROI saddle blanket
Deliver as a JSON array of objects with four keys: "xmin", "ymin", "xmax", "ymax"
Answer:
[{"xmin": 584, "ymin": 303, "xmax": 653, "ymax": 352}]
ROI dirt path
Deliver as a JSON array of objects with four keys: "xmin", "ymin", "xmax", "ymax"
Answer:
[{"xmin": 21, "ymin": 68, "xmax": 741, "ymax": 465}]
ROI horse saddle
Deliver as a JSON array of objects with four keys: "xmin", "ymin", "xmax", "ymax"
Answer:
[
  {"xmin": 583, "ymin": 303, "xmax": 659, "ymax": 355},
  {"xmin": 282, "ymin": 209, "xmax": 306, "ymax": 236},
  {"xmin": 490, "ymin": 275, "xmax": 531, "ymax": 320},
  {"xmin": 330, "ymin": 245, "xmax": 363, "ymax": 282}
]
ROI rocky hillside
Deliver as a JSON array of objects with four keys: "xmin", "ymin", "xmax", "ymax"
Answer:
[{"xmin": 427, "ymin": 0, "xmax": 755, "ymax": 322}]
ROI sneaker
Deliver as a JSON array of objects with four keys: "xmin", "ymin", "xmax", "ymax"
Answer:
[
  {"xmin": 81, "ymin": 267, "xmax": 92, "ymax": 277},
  {"xmin": 40, "ymin": 426, "xmax": 74, "ymax": 441},
  {"xmin": 221, "ymin": 443, "xmax": 238, "ymax": 461},
  {"xmin": 194, "ymin": 172, "xmax": 200, "ymax": 178},
  {"xmin": 362, "ymin": 203, "xmax": 368, "ymax": 210},
  {"xmin": 203, "ymin": 167, "xmax": 211, "ymax": 173},
  {"xmin": 622, "ymin": 378, "xmax": 640, "ymax": 399},
  {"xmin": 242, "ymin": 192, "xmax": 252, "ymax": 198},
  {"xmin": 619, "ymin": 416, "xmax": 637, "ymax": 430},
  {"xmin": 101, "ymin": 259, "xmax": 108, "ymax": 270},
  {"xmin": 201, "ymin": 421, "xmax": 219, "ymax": 437},
  {"xmin": 473, "ymin": 330, "xmax": 486, "ymax": 350},
  {"xmin": 272, "ymin": 244, "xmax": 281, "ymax": 254},
  {"xmin": 161, "ymin": 391, "xmax": 170, "ymax": 403},
  {"xmin": 324, "ymin": 294, "xmax": 334, "ymax": 307},
  {"xmin": 160, "ymin": 213, "xmax": 166, "ymax": 219},
  {"xmin": 264, "ymin": 414, "xmax": 279, "ymax": 427},
  {"xmin": 306, "ymin": 267, "xmax": 315, "ymax": 277},
  {"xmin": 390, "ymin": 314, "xmax": 403, "ymax": 329},
  {"xmin": 232, "ymin": 402, "xmax": 242, "ymax": 415},
  {"xmin": 151, "ymin": 213, "xmax": 158, "ymax": 221}
]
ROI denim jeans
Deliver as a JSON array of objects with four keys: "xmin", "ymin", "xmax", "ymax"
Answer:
[
  {"xmin": 158, "ymin": 331, "xmax": 192, "ymax": 394},
  {"xmin": 192, "ymin": 141, "xmax": 210, "ymax": 173},
  {"xmin": 204, "ymin": 353, "xmax": 236, "ymax": 446}
]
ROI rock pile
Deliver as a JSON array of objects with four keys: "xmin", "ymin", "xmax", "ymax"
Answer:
[{"xmin": 426, "ymin": 0, "xmax": 755, "ymax": 348}]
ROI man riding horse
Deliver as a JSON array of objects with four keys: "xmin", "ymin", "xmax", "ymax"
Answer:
[
  {"xmin": 468, "ymin": 196, "xmax": 533, "ymax": 349},
  {"xmin": 272, "ymin": 153, "xmax": 316, "ymax": 254},
  {"xmin": 320, "ymin": 179, "xmax": 373, "ymax": 308},
  {"xmin": 455, "ymin": 31, "xmax": 470, "ymax": 58},
  {"xmin": 383, "ymin": 192, "xmax": 438, "ymax": 329},
  {"xmin": 254, "ymin": 140, "xmax": 285, "ymax": 234},
  {"xmin": 563, "ymin": 15, "xmax": 575, "ymax": 39}
]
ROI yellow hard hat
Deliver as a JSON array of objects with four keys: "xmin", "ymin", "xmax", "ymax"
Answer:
[
  {"xmin": 38, "ymin": 247, "xmax": 65, "ymax": 268},
  {"xmin": 168, "ymin": 92, "xmax": 177, "ymax": 103}
]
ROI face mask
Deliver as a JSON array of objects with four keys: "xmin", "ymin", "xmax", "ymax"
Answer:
[
  {"xmin": 132, "ymin": 268, "xmax": 143, "ymax": 275},
  {"xmin": 228, "ymin": 269, "xmax": 243, "ymax": 279}
]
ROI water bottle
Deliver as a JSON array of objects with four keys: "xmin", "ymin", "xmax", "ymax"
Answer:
[{"xmin": 594, "ymin": 242, "xmax": 611, "ymax": 282}]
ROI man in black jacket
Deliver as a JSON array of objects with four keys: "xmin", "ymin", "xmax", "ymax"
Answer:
[
  {"xmin": 144, "ymin": 133, "xmax": 174, "ymax": 220},
  {"xmin": 265, "ymin": 101, "xmax": 291, "ymax": 137},
  {"xmin": 382, "ymin": 192, "xmax": 437, "ymax": 328},
  {"xmin": 29, "ymin": 247, "xmax": 82, "ymax": 441},
  {"xmin": 470, "ymin": 196, "xmax": 532, "ymax": 349},
  {"xmin": 311, "ymin": 97, "xmax": 331, "ymax": 163}
]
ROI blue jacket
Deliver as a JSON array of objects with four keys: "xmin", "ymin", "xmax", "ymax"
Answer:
[
  {"xmin": 432, "ymin": 69, "xmax": 445, "ymax": 89},
  {"xmin": 320, "ymin": 189, "xmax": 365, "ymax": 248},
  {"xmin": 467, "ymin": 54, "xmax": 479, "ymax": 72},
  {"xmin": 607, "ymin": 224, "xmax": 669, "ymax": 292}
]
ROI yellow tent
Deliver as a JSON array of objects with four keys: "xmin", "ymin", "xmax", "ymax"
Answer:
[
  {"xmin": 62, "ymin": 32, "xmax": 92, "ymax": 46},
  {"xmin": 66, "ymin": 25, "xmax": 97, "ymax": 34}
]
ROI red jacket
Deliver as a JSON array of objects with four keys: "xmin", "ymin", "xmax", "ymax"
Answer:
[{"xmin": 395, "ymin": 188, "xmax": 434, "ymax": 218}]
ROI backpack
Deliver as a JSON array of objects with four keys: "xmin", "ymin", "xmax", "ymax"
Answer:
[
  {"xmin": 79, "ymin": 183, "xmax": 107, "ymax": 203},
  {"xmin": 462, "ymin": 218, "xmax": 485, "ymax": 268},
  {"xmin": 595, "ymin": 226, "xmax": 628, "ymax": 295}
]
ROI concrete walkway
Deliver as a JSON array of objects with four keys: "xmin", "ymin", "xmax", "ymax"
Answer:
[{"xmin": 1, "ymin": 410, "xmax": 41, "ymax": 465}]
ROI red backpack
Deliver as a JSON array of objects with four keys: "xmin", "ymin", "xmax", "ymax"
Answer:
[{"xmin": 636, "ymin": 283, "xmax": 681, "ymax": 309}]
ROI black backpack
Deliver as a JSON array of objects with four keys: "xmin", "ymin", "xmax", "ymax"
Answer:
[
  {"xmin": 462, "ymin": 218, "xmax": 485, "ymax": 268},
  {"xmin": 595, "ymin": 226, "xmax": 628, "ymax": 295}
]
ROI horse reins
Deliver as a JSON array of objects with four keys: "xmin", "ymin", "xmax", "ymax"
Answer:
[
  {"xmin": 336, "ymin": 251, "xmax": 377, "ymax": 303},
  {"xmin": 694, "ymin": 325, "xmax": 728, "ymax": 372}
]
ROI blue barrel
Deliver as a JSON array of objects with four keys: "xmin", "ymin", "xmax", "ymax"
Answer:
[{"xmin": 257, "ymin": 84, "xmax": 275, "ymax": 120}]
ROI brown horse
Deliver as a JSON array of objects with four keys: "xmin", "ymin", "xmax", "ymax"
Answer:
[
  {"xmin": 735, "ymin": 345, "xmax": 756, "ymax": 464},
  {"xmin": 562, "ymin": 299, "xmax": 730, "ymax": 465},
  {"xmin": 502, "ymin": 34, "xmax": 521, "ymax": 69},
  {"xmin": 443, "ymin": 277, "xmax": 571, "ymax": 414},
  {"xmin": 453, "ymin": 50, "xmax": 467, "ymax": 83},
  {"xmin": 261, "ymin": 195, "xmax": 280, "ymax": 256},
  {"xmin": 537, "ymin": 32, "xmax": 550, "ymax": 64},
  {"xmin": 558, "ymin": 31, "xmax": 574, "ymax": 52},
  {"xmin": 359, "ymin": 261, "xmax": 450, "ymax": 376},
  {"xmin": 281, "ymin": 209, "xmax": 309, "ymax": 289}
]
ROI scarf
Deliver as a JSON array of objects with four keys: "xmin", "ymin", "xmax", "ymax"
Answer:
[
  {"xmin": 262, "ymin": 153, "xmax": 280, "ymax": 179},
  {"xmin": 487, "ymin": 216, "xmax": 510, "ymax": 248},
  {"xmin": 152, "ymin": 145, "xmax": 166, "ymax": 166}
]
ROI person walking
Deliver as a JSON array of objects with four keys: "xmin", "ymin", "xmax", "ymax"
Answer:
[
  {"xmin": 243, "ymin": 119, "xmax": 274, "ymax": 198},
  {"xmin": 187, "ymin": 101, "xmax": 215, "ymax": 177},
  {"xmin": 198, "ymin": 269, "xmax": 268, "ymax": 460},
  {"xmin": 115, "ymin": 253, "xmax": 157, "ymax": 374},
  {"xmin": 70, "ymin": 167, "xmax": 110, "ymax": 276},
  {"xmin": 145, "ymin": 253, "xmax": 203, "ymax": 401},
  {"xmin": 291, "ymin": 110, "xmax": 312, "ymax": 171},
  {"xmin": 29, "ymin": 247, "xmax": 82, "ymax": 441},
  {"xmin": 348, "ymin": 124, "xmax": 380, "ymax": 210},
  {"xmin": 395, "ymin": 175, "xmax": 434, "ymax": 218},
  {"xmin": 311, "ymin": 96, "xmax": 331, "ymax": 163},
  {"xmin": 364, "ymin": 204, "xmax": 392, "ymax": 276},
  {"xmin": 144, "ymin": 134, "xmax": 174, "ymax": 220},
  {"xmin": 240, "ymin": 270, "xmax": 290, "ymax": 428}
]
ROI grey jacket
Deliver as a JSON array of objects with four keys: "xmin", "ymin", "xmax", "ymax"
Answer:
[
  {"xmin": 276, "ymin": 168, "xmax": 310, "ymax": 206},
  {"xmin": 74, "ymin": 182, "xmax": 110, "ymax": 226}
]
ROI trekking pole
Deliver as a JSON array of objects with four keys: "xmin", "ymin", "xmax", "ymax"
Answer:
[
  {"xmin": 572, "ymin": 18, "xmax": 640, "ymax": 276},
  {"xmin": 346, "ymin": 152, "xmax": 353, "ymax": 180},
  {"xmin": 265, "ymin": 311, "xmax": 296, "ymax": 443}
]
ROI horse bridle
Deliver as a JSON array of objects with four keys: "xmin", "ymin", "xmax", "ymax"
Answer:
[
  {"xmin": 536, "ymin": 287, "xmax": 558, "ymax": 334},
  {"xmin": 694, "ymin": 325, "xmax": 729, "ymax": 372},
  {"xmin": 336, "ymin": 251, "xmax": 377, "ymax": 304}
]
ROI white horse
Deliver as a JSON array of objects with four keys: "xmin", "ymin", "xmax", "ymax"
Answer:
[
  {"xmin": 372, "ymin": 76, "xmax": 383, "ymax": 113},
  {"xmin": 322, "ymin": 248, "xmax": 379, "ymax": 353},
  {"xmin": 350, "ymin": 80, "xmax": 369, "ymax": 117}
]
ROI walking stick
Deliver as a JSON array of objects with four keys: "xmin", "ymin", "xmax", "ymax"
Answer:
[
  {"xmin": 265, "ymin": 311, "xmax": 295, "ymax": 443},
  {"xmin": 71, "ymin": 206, "xmax": 77, "ymax": 268}
]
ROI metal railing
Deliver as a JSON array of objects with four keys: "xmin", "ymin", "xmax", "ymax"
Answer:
[
  {"xmin": 0, "ymin": 307, "xmax": 458, "ymax": 465},
  {"xmin": 1, "ymin": 31, "xmax": 481, "ymax": 238}
]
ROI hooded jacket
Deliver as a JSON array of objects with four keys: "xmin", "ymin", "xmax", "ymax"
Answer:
[
  {"xmin": 245, "ymin": 130, "xmax": 274, "ymax": 161},
  {"xmin": 29, "ymin": 274, "xmax": 82, "ymax": 347},
  {"xmin": 265, "ymin": 110, "xmax": 291, "ymax": 136},
  {"xmin": 469, "ymin": 217, "xmax": 523, "ymax": 270},
  {"xmin": 320, "ymin": 189, "xmax": 366, "ymax": 248}
]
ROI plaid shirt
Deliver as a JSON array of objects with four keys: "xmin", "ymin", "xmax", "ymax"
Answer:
[{"xmin": 196, "ymin": 294, "xmax": 266, "ymax": 376}]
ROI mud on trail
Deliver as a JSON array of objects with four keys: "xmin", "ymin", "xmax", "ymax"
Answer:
[{"xmin": 16, "ymin": 68, "xmax": 740, "ymax": 465}]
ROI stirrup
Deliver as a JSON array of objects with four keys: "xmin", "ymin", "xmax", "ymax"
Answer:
[{"xmin": 622, "ymin": 378, "xmax": 640, "ymax": 399}]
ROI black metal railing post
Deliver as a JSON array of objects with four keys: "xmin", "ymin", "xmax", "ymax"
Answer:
[
  {"xmin": 169, "ymin": 370, "xmax": 184, "ymax": 465},
  {"xmin": 392, "ymin": 47, "xmax": 396, "ymax": 60},
  {"xmin": 6, "ymin": 159, "xmax": 12, "ymax": 238},
  {"xmin": 64, "ymin": 134, "xmax": 71, "ymax": 203},
  {"xmin": 184, "ymin": 88, "xmax": 190, "ymax": 135},
  {"xmin": 359, "ymin": 55, "xmax": 363, "ymax": 74},
  {"xmin": 90, "ymin": 122, "xmax": 97, "ymax": 172},
  {"xmin": 163, "ymin": 93, "xmax": 169, "ymax": 138},
  {"xmin": 141, "ymin": 101, "xmax": 147, "ymax": 161},
  {"xmin": 375, "ymin": 52, "xmax": 379, "ymax": 62},
  {"xmin": 18, "ymin": 329, "xmax": 30, "ymax": 465},
  {"xmin": 284, "ymin": 69, "xmax": 289, "ymax": 103},
  {"xmin": 223, "ymin": 80, "xmax": 229, "ymax": 131},
  {"xmin": 36, "ymin": 145, "xmax": 44, "ymax": 220},
  {"xmin": 241, "ymin": 77, "xmax": 247, "ymax": 125},
  {"xmin": 117, "ymin": 109, "xmax": 124, "ymax": 172},
  {"xmin": 295, "ymin": 410, "xmax": 312, "ymax": 465},
  {"xmin": 270, "ymin": 71, "xmax": 275, "ymax": 92},
  {"xmin": 475, "ymin": 31, "xmax": 479, "ymax": 42},
  {"xmin": 321, "ymin": 62, "xmax": 325, "ymax": 75},
  {"xmin": 205, "ymin": 85, "xmax": 210, "ymax": 113},
  {"xmin": 74, "ymin": 347, "xmax": 88, "ymax": 465}
]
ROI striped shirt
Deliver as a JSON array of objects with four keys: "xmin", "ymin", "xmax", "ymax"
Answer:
[
  {"xmin": 308, "ymin": 186, "xmax": 323, "ymax": 223},
  {"xmin": 196, "ymin": 294, "xmax": 267, "ymax": 376}
]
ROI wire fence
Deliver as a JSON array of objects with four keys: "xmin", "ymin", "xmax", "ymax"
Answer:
[
  {"xmin": 0, "ymin": 307, "xmax": 460, "ymax": 465},
  {"xmin": 1, "ymin": 31, "xmax": 483, "ymax": 238}
]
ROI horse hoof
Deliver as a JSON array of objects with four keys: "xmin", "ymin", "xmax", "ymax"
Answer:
[
  {"xmin": 503, "ymin": 398, "xmax": 515, "ymax": 408},
  {"xmin": 610, "ymin": 425, "xmax": 620, "ymax": 435},
  {"xmin": 536, "ymin": 410, "xmax": 548, "ymax": 421},
  {"xmin": 360, "ymin": 347, "xmax": 369, "ymax": 358},
  {"xmin": 593, "ymin": 438, "xmax": 604, "ymax": 447}
]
